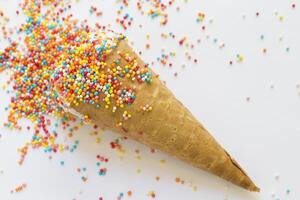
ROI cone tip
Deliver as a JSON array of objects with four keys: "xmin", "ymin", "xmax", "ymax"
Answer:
[{"xmin": 251, "ymin": 185, "xmax": 260, "ymax": 192}]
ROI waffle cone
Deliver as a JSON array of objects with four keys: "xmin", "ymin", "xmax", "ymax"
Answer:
[{"xmin": 68, "ymin": 40, "xmax": 259, "ymax": 192}]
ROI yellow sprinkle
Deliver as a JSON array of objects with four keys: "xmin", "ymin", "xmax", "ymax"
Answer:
[{"xmin": 96, "ymin": 137, "xmax": 101, "ymax": 144}]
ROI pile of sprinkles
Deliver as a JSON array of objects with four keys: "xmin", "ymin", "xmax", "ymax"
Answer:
[{"xmin": 0, "ymin": 0, "xmax": 152, "ymax": 164}]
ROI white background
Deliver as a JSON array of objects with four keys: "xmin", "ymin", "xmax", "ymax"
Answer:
[{"xmin": 0, "ymin": 0, "xmax": 300, "ymax": 199}]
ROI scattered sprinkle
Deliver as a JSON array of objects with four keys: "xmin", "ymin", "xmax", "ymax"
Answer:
[
  {"xmin": 147, "ymin": 190, "xmax": 156, "ymax": 198},
  {"xmin": 127, "ymin": 190, "xmax": 133, "ymax": 197},
  {"xmin": 236, "ymin": 54, "xmax": 244, "ymax": 63},
  {"xmin": 11, "ymin": 183, "xmax": 27, "ymax": 194},
  {"xmin": 285, "ymin": 47, "xmax": 290, "ymax": 52},
  {"xmin": 262, "ymin": 48, "xmax": 267, "ymax": 54}
]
